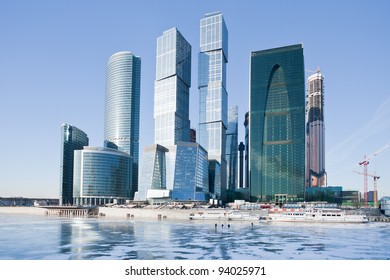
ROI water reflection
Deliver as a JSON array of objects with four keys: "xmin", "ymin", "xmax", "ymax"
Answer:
[
  {"xmin": 1, "ymin": 214, "xmax": 389, "ymax": 260},
  {"xmin": 59, "ymin": 219, "xmax": 102, "ymax": 259},
  {"xmin": 56, "ymin": 218, "xmax": 390, "ymax": 260},
  {"xmin": 59, "ymin": 218, "xmax": 137, "ymax": 259}
]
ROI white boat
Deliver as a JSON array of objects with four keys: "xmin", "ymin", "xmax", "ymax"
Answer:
[
  {"xmin": 227, "ymin": 211, "xmax": 260, "ymax": 221},
  {"xmin": 268, "ymin": 208, "xmax": 369, "ymax": 223},
  {"xmin": 189, "ymin": 210, "xmax": 229, "ymax": 220}
]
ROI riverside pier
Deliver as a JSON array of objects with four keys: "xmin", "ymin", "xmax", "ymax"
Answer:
[{"xmin": 43, "ymin": 206, "xmax": 98, "ymax": 217}]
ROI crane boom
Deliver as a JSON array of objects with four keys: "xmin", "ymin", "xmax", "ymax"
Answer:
[
  {"xmin": 358, "ymin": 144, "xmax": 388, "ymax": 207},
  {"xmin": 353, "ymin": 170, "xmax": 380, "ymax": 207},
  {"xmin": 360, "ymin": 144, "xmax": 389, "ymax": 164},
  {"xmin": 353, "ymin": 170, "xmax": 380, "ymax": 178}
]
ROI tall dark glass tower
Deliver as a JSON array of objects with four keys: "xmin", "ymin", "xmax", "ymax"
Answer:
[
  {"xmin": 249, "ymin": 44, "xmax": 305, "ymax": 202},
  {"xmin": 104, "ymin": 51, "xmax": 141, "ymax": 199},
  {"xmin": 59, "ymin": 124, "xmax": 88, "ymax": 205},
  {"xmin": 244, "ymin": 112, "xmax": 249, "ymax": 189}
]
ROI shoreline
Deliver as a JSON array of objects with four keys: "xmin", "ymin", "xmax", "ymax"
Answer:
[
  {"xmin": 1, "ymin": 206, "xmax": 389, "ymax": 223},
  {"xmin": 0, "ymin": 206, "xmax": 227, "ymax": 221},
  {"xmin": 0, "ymin": 206, "xmax": 266, "ymax": 222}
]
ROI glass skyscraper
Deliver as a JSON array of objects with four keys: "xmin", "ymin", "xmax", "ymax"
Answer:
[
  {"xmin": 226, "ymin": 106, "xmax": 238, "ymax": 190},
  {"xmin": 154, "ymin": 28, "xmax": 191, "ymax": 146},
  {"xmin": 73, "ymin": 147, "xmax": 131, "ymax": 206},
  {"xmin": 136, "ymin": 27, "xmax": 209, "ymax": 203},
  {"xmin": 104, "ymin": 51, "xmax": 141, "ymax": 199},
  {"xmin": 198, "ymin": 12, "xmax": 228, "ymax": 199},
  {"xmin": 59, "ymin": 124, "xmax": 88, "ymax": 205},
  {"xmin": 249, "ymin": 44, "xmax": 305, "ymax": 202}
]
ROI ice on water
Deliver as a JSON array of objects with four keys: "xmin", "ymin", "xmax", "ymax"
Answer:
[{"xmin": 0, "ymin": 214, "xmax": 389, "ymax": 260}]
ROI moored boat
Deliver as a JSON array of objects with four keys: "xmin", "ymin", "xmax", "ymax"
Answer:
[
  {"xmin": 189, "ymin": 210, "xmax": 263, "ymax": 221},
  {"xmin": 268, "ymin": 207, "xmax": 369, "ymax": 223},
  {"xmin": 227, "ymin": 210, "xmax": 260, "ymax": 221},
  {"xmin": 189, "ymin": 210, "xmax": 229, "ymax": 220}
]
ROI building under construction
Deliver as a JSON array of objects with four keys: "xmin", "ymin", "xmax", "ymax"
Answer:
[{"xmin": 306, "ymin": 69, "xmax": 327, "ymax": 188}]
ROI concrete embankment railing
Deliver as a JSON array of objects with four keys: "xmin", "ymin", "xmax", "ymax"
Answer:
[
  {"xmin": 367, "ymin": 216, "xmax": 390, "ymax": 222},
  {"xmin": 0, "ymin": 206, "xmax": 195, "ymax": 220},
  {"xmin": 98, "ymin": 207, "xmax": 194, "ymax": 220},
  {"xmin": 0, "ymin": 206, "xmax": 46, "ymax": 215}
]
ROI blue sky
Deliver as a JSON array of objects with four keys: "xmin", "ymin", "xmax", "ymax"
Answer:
[{"xmin": 1, "ymin": 0, "xmax": 389, "ymax": 199}]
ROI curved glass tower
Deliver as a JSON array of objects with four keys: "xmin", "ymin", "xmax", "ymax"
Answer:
[
  {"xmin": 104, "ymin": 51, "xmax": 141, "ymax": 199},
  {"xmin": 249, "ymin": 44, "xmax": 305, "ymax": 202},
  {"xmin": 73, "ymin": 147, "xmax": 131, "ymax": 206}
]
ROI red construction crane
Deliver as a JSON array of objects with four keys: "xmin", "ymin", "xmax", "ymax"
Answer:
[
  {"xmin": 358, "ymin": 144, "xmax": 388, "ymax": 207},
  {"xmin": 353, "ymin": 171, "xmax": 380, "ymax": 208}
]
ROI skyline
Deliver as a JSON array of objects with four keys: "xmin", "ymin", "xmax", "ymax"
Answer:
[{"xmin": 1, "ymin": 1, "xmax": 390, "ymax": 199}]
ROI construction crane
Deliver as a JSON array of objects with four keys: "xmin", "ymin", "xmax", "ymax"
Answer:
[
  {"xmin": 305, "ymin": 67, "xmax": 321, "ymax": 74},
  {"xmin": 358, "ymin": 144, "xmax": 389, "ymax": 207},
  {"xmin": 353, "ymin": 171, "xmax": 380, "ymax": 208}
]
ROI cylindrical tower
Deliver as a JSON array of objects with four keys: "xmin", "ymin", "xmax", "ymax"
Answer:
[{"xmin": 104, "ymin": 51, "xmax": 141, "ymax": 198}]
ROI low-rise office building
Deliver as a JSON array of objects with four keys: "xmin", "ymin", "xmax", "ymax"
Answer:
[{"xmin": 73, "ymin": 147, "xmax": 131, "ymax": 205}]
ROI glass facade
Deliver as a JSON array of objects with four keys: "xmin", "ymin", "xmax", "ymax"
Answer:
[
  {"xmin": 238, "ymin": 142, "xmax": 245, "ymax": 189},
  {"xmin": 136, "ymin": 28, "xmax": 209, "ymax": 202},
  {"xmin": 137, "ymin": 144, "xmax": 168, "ymax": 200},
  {"xmin": 73, "ymin": 147, "xmax": 131, "ymax": 206},
  {"xmin": 208, "ymin": 160, "xmax": 221, "ymax": 198},
  {"xmin": 59, "ymin": 124, "xmax": 88, "ymax": 205},
  {"xmin": 244, "ymin": 112, "xmax": 249, "ymax": 189},
  {"xmin": 226, "ymin": 106, "xmax": 238, "ymax": 190},
  {"xmin": 136, "ymin": 143, "xmax": 209, "ymax": 202},
  {"xmin": 190, "ymin": 128, "xmax": 197, "ymax": 143},
  {"xmin": 171, "ymin": 142, "xmax": 209, "ymax": 201},
  {"xmin": 154, "ymin": 28, "xmax": 191, "ymax": 146},
  {"xmin": 104, "ymin": 51, "xmax": 141, "ymax": 199},
  {"xmin": 198, "ymin": 12, "xmax": 228, "ymax": 199},
  {"xmin": 249, "ymin": 44, "xmax": 305, "ymax": 202}
]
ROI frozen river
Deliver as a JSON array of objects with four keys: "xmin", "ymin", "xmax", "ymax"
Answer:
[{"xmin": 1, "ymin": 213, "xmax": 389, "ymax": 260}]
